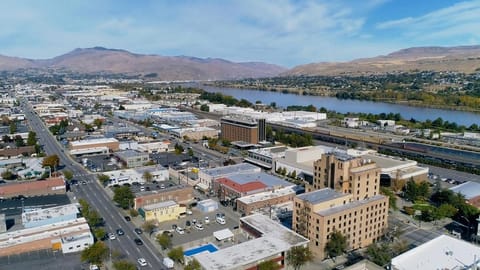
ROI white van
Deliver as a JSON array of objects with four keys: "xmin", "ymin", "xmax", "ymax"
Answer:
[{"xmin": 163, "ymin": 257, "xmax": 174, "ymax": 269}]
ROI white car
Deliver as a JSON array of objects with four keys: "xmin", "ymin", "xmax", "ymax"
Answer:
[
  {"xmin": 176, "ymin": 227, "xmax": 185, "ymax": 235},
  {"xmin": 186, "ymin": 209, "xmax": 193, "ymax": 215},
  {"xmin": 204, "ymin": 216, "xmax": 210, "ymax": 224},
  {"xmin": 195, "ymin": 223, "xmax": 204, "ymax": 230},
  {"xmin": 216, "ymin": 217, "xmax": 226, "ymax": 225},
  {"xmin": 108, "ymin": 233, "xmax": 116, "ymax": 240},
  {"xmin": 137, "ymin": 258, "xmax": 147, "ymax": 267}
]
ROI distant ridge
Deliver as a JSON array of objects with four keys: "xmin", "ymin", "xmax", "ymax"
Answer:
[
  {"xmin": 0, "ymin": 47, "xmax": 286, "ymax": 80},
  {"xmin": 285, "ymin": 45, "xmax": 480, "ymax": 76}
]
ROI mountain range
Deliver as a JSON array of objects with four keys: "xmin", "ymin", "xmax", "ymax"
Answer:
[
  {"xmin": 286, "ymin": 45, "xmax": 480, "ymax": 76},
  {"xmin": 1, "ymin": 45, "xmax": 480, "ymax": 80},
  {"xmin": 0, "ymin": 47, "xmax": 286, "ymax": 80}
]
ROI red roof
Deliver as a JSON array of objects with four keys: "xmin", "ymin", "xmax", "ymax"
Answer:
[{"xmin": 217, "ymin": 177, "xmax": 267, "ymax": 193}]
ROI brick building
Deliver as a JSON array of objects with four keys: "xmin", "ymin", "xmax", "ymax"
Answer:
[
  {"xmin": 236, "ymin": 186, "xmax": 296, "ymax": 215},
  {"xmin": 69, "ymin": 137, "xmax": 120, "ymax": 152},
  {"xmin": 0, "ymin": 177, "xmax": 65, "ymax": 199},
  {"xmin": 220, "ymin": 116, "xmax": 265, "ymax": 144}
]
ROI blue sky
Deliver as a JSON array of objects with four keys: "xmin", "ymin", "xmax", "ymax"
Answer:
[{"xmin": 0, "ymin": 0, "xmax": 479, "ymax": 67}]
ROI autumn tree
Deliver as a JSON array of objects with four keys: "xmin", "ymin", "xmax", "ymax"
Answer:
[
  {"xmin": 63, "ymin": 170, "xmax": 73, "ymax": 181},
  {"xmin": 142, "ymin": 220, "xmax": 157, "ymax": 236},
  {"xmin": 184, "ymin": 259, "xmax": 202, "ymax": 270},
  {"xmin": 42, "ymin": 154, "xmax": 60, "ymax": 171},
  {"xmin": 142, "ymin": 171, "xmax": 153, "ymax": 183}
]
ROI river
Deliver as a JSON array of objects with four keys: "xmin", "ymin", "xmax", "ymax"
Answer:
[{"xmin": 200, "ymin": 85, "xmax": 479, "ymax": 126}]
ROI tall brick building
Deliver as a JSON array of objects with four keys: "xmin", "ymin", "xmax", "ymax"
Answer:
[
  {"xmin": 220, "ymin": 116, "xmax": 265, "ymax": 144},
  {"xmin": 293, "ymin": 151, "xmax": 389, "ymax": 259}
]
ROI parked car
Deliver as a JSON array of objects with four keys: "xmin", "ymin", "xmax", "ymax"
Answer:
[
  {"xmin": 185, "ymin": 220, "xmax": 191, "ymax": 228},
  {"xmin": 204, "ymin": 216, "xmax": 210, "ymax": 224},
  {"xmin": 186, "ymin": 209, "xmax": 193, "ymax": 215},
  {"xmin": 195, "ymin": 223, "xmax": 204, "ymax": 230},
  {"xmin": 176, "ymin": 227, "xmax": 185, "ymax": 235},
  {"xmin": 134, "ymin": 228, "xmax": 143, "ymax": 234},
  {"xmin": 216, "ymin": 217, "xmax": 226, "ymax": 225},
  {"xmin": 108, "ymin": 233, "xmax": 116, "ymax": 240},
  {"xmin": 116, "ymin": 228, "xmax": 124, "ymax": 236},
  {"xmin": 124, "ymin": 216, "xmax": 131, "ymax": 221}
]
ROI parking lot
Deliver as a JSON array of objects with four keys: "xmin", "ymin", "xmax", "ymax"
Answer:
[
  {"xmin": 76, "ymin": 154, "xmax": 120, "ymax": 172},
  {"xmin": 121, "ymin": 179, "xmax": 181, "ymax": 194}
]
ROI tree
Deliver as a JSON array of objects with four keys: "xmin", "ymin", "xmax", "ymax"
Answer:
[
  {"xmin": 81, "ymin": 241, "xmax": 109, "ymax": 265},
  {"xmin": 94, "ymin": 227, "xmax": 106, "ymax": 240},
  {"xmin": 2, "ymin": 134, "xmax": 10, "ymax": 142},
  {"xmin": 1, "ymin": 170, "xmax": 15, "ymax": 180},
  {"xmin": 286, "ymin": 246, "xmax": 313, "ymax": 270},
  {"xmin": 200, "ymin": 104, "xmax": 209, "ymax": 112},
  {"xmin": 27, "ymin": 131, "xmax": 37, "ymax": 146},
  {"xmin": 113, "ymin": 260, "xmax": 136, "ymax": 270},
  {"xmin": 366, "ymin": 242, "xmax": 391, "ymax": 267},
  {"xmin": 9, "ymin": 122, "xmax": 16, "ymax": 134},
  {"xmin": 14, "ymin": 135, "xmax": 25, "ymax": 147},
  {"xmin": 436, "ymin": 203, "xmax": 457, "ymax": 219},
  {"xmin": 156, "ymin": 233, "xmax": 172, "ymax": 250},
  {"xmin": 142, "ymin": 220, "xmax": 157, "ymax": 236},
  {"xmin": 113, "ymin": 186, "xmax": 134, "ymax": 209},
  {"xmin": 93, "ymin": 118, "xmax": 103, "ymax": 129},
  {"xmin": 142, "ymin": 171, "xmax": 153, "ymax": 183},
  {"xmin": 325, "ymin": 231, "xmax": 347, "ymax": 259},
  {"xmin": 187, "ymin": 148, "xmax": 194, "ymax": 157},
  {"xmin": 97, "ymin": 174, "xmax": 111, "ymax": 186},
  {"xmin": 174, "ymin": 143, "xmax": 184, "ymax": 155},
  {"xmin": 184, "ymin": 259, "xmax": 202, "ymax": 270},
  {"xmin": 63, "ymin": 170, "xmax": 73, "ymax": 181},
  {"xmin": 87, "ymin": 209, "xmax": 102, "ymax": 228},
  {"xmin": 168, "ymin": 247, "xmax": 184, "ymax": 263},
  {"xmin": 42, "ymin": 155, "xmax": 60, "ymax": 171},
  {"xmin": 257, "ymin": 259, "xmax": 281, "ymax": 270},
  {"xmin": 380, "ymin": 187, "xmax": 397, "ymax": 210}
]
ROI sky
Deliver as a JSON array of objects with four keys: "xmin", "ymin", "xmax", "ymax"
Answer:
[{"xmin": 0, "ymin": 0, "xmax": 479, "ymax": 67}]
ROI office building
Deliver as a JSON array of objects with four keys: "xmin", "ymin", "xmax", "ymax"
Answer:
[
  {"xmin": 115, "ymin": 150, "xmax": 150, "ymax": 168},
  {"xmin": 220, "ymin": 116, "xmax": 265, "ymax": 145},
  {"xmin": 0, "ymin": 177, "xmax": 65, "ymax": 199},
  {"xmin": 197, "ymin": 163, "xmax": 261, "ymax": 192},
  {"xmin": 22, "ymin": 204, "xmax": 79, "ymax": 228},
  {"xmin": 139, "ymin": 201, "xmax": 186, "ymax": 223}
]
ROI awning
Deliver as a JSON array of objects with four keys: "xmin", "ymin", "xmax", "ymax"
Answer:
[
  {"xmin": 195, "ymin": 183, "xmax": 209, "ymax": 191},
  {"xmin": 213, "ymin": 228, "xmax": 234, "ymax": 241}
]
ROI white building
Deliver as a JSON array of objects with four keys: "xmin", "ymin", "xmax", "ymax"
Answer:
[
  {"xmin": 245, "ymin": 146, "xmax": 289, "ymax": 169},
  {"xmin": 391, "ymin": 235, "xmax": 480, "ymax": 270},
  {"xmin": 105, "ymin": 165, "xmax": 169, "ymax": 186}
]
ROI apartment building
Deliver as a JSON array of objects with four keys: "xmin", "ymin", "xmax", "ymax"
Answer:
[
  {"xmin": 220, "ymin": 116, "xmax": 265, "ymax": 144},
  {"xmin": 293, "ymin": 152, "xmax": 389, "ymax": 259}
]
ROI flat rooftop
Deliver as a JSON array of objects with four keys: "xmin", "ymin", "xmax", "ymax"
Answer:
[
  {"xmin": 116, "ymin": 149, "xmax": 148, "ymax": 158},
  {"xmin": 142, "ymin": 200, "xmax": 177, "ymax": 211},
  {"xmin": 391, "ymin": 235, "xmax": 480, "ymax": 270},
  {"xmin": 450, "ymin": 181, "xmax": 480, "ymax": 200},
  {"xmin": 316, "ymin": 195, "xmax": 386, "ymax": 216},
  {"xmin": 227, "ymin": 172, "xmax": 293, "ymax": 188},
  {"xmin": 202, "ymin": 163, "xmax": 260, "ymax": 178},
  {"xmin": 22, "ymin": 204, "xmax": 79, "ymax": 224},
  {"xmin": 297, "ymin": 188, "xmax": 348, "ymax": 204},
  {"xmin": 236, "ymin": 186, "xmax": 296, "ymax": 205},
  {"xmin": 70, "ymin": 137, "xmax": 118, "ymax": 146},
  {"xmin": 194, "ymin": 214, "xmax": 309, "ymax": 270},
  {"xmin": 363, "ymin": 153, "xmax": 416, "ymax": 170}
]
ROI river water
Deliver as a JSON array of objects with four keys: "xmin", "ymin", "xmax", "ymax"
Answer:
[{"xmin": 200, "ymin": 85, "xmax": 479, "ymax": 126}]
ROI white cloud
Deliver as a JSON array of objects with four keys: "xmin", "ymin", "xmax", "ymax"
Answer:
[{"xmin": 376, "ymin": 1, "xmax": 480, "ymax": 43}]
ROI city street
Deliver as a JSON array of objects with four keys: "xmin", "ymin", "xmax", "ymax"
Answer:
[{"xmin": 20, "ymin": 100, "xmax": 166, "ymax": 269}]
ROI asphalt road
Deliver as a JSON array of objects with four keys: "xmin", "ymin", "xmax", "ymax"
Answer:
[{"xmin": 21, "ymin": 99, "xmax": 166, "ymax": 269}]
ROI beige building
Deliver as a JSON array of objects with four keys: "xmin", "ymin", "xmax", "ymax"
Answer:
[
  {"xmin": 140, "ymin": 200, "xmax": 186, "ymax": 223},
  {"xmin": 69, "ymin": 137, "xmax": 120, "ymax": 152},
  {"xmin": 293, "ymin": 152, "xmax": 389, "ymax": 259}
]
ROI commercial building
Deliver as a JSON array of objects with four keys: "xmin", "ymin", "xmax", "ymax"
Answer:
[
  {"xmin": 245, "ymin": 145, "xmax": 288, "ymax": 169},
  {"xmin": 363, "ymin": 153, "xmax": 428, "ymax": 189},
  {"xmin": 197, "ymin": 163, "xmax": 261, "ymax": 192},
  {"xmin": 115, "ymin": 150, "xmax": 150, "ymax": 168},
  {"xmin": 213, "ymin": 172, "xmax": 294, "ymax": 202},
  {"xmin": 194, "ymin": 214, "xmax": 309, "ymax": 270},
  {"xmin": 104, "ymin": 125, "xmax": 142, "ymax": 139},
  {"xmin": 22, "ymin": 204, "xmax": 79, "ymax": 228},
  {"xmin": 69, "ymin": 137, "xmax": 120, "ymax": 152},
  {"xmin": 391, "ymin": 235, "xmax": 480, "ymax": 270},
  {"xmin": 105, "ymin": 165, "xmax": 169, "ymax": 186},
  {"xmin": 450, "ymin": 181, "xmax": 480, "ymax": 208},
  {"xmin": 0, "ymin": 217, "xmax": 93, "ymax": 257},
  {"xmin": 220, "ymin": 116, "xmax": 265, "ymax": 144},
  {"xmin": 170, "ymin": 127, "xmax": 219, "ymax": 141},
  {"xmin": 0, "ymin": 177, "xmax": 65, "ymax": 199},
  {"xmin": 134, "ymin": 185, "xmax": 194, "ymax": 209},
  {"xmin": 139, "ymin": 200, "xmax": 186, "ymax": 223},
  {"xmin": 236, "ymin": 186, "xmax": 297, "ymax": 215},
  {"xmin": 137, "ymin": 141, "xmax": 170, "ymax": 153},
  {"xmin": 293, "ymin": 152, "xmax": 389, "ymax": 260}
]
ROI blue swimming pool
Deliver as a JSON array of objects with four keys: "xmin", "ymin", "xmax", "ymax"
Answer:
[{"xmin": 184, "ymin": 243, "xmax": 219, "ymax": 256}]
